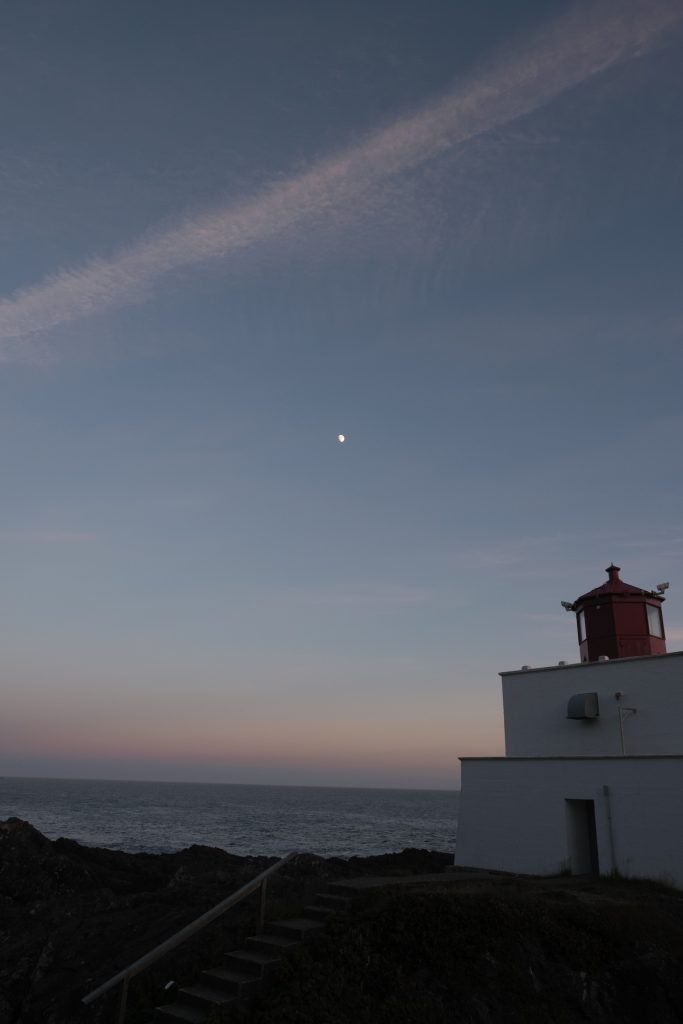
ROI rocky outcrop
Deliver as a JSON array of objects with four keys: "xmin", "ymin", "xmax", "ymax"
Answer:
[
  {"xmin": 8, "ymin": 816, "xmax": 683, "ymax": 1023},
  {"xmin": 247, "ymin": 876, "xmax": 683, "ymax": 1024},
  {"xmin": 0, "ymin": 818, "xmax": 450, "ymax": 1024}
]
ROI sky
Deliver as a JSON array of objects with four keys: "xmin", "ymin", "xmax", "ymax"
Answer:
[{"xmin": 1, "ymin": 0, "xmax": 683, "ymax": 790}]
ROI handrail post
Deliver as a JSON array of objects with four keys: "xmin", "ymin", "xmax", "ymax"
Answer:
[
  {"xmin": 116, "ymin": 976, "xmax": 129, "ymax": 1024},
  {"xmin": 258, "ymin": 878, "xmax": 267, "ymax": 932}
]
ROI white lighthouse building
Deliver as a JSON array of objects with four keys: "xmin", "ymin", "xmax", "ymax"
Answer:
[{"xmin": 455, "ymin": 565, "xmax": 683, "ymax": 886}]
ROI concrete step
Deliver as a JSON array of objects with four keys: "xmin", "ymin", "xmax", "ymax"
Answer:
[
  {"xmin": 225, "ymin": 948, "xmax": 282, "ymax": 978},
  {"xmin": 304, "ymin": 903, "xmax": 338, "ymax": 921},
  {"xmin": 269, "ymin": 917, "xmax": 326, "ymax": 941},
  {"xmin": 155, "ymin": 881, "xmax": 351, "ymax": 1024},
  {"xmin": 178, "ymin": 983, "xmax": 238, "ymax": 1012},
  {"xmin": 246, "ymin": 932, "xmax": 301, "ymax": 955},
  {"xmin": 154, "ymin": 1003, "xmax": 208, "ymax": 1023},
  {"xmin": 329, "ymin": 872, "xmax": 457, "ymax": 892},
  {"xmin": 315, "ymin": 891, "xmax": 356, "ymax": 910},
  {"xmin": 201, "ymin": 966, "xmax": 260, "ymax": 999},
  {"xmin": 327, "ymin": 882, "xmax": 364, "ymax": 897}
]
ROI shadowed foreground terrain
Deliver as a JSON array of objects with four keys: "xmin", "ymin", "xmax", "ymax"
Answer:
[
  {"xmin": 2, "ymin": 818, "xmax": 683, "ymax": 1023},
  {"xmin": 0, "ymin": 818, "xmax": 449, "ymax": 1023},
  {"xmin": 249, "ymin": 876, "xmax": 683, "ymax": 1024}
]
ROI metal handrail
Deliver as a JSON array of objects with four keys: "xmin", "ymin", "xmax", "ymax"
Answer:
[{"xmin": 82, "ymin": 850, "xmax": 297, "ymax": 1023}]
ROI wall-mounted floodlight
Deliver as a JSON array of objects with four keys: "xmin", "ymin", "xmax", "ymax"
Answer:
[{"xmin": 561, "ymin": 601, "xmax": 574, "ymax": 611}]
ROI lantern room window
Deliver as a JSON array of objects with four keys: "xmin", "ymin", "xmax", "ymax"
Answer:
[
  {"xmin": 577, "ymin": 609, "xmax": 586, "ymax": 643},
  {"xmin": 647, "ymin": 603, "xmax": 663, "ymax": 638}
]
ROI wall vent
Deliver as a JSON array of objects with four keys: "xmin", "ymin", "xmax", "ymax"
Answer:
[{"xmin": 567, "ymin": 692, "xmax": 600, "ymax": 719}]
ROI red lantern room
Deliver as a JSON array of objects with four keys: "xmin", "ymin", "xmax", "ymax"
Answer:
[{"xmin": 567, "ymin": 564, "xmax": 667, "ymax": 662}]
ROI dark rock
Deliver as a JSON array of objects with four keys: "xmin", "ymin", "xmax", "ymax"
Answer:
[
  {"xmin": 246, "ymin": 880, "xmax": 683, "ymax": 1024},
  {"xmin": 0, "ymin": 818, "xmax": 451, "ymax": 1024}
]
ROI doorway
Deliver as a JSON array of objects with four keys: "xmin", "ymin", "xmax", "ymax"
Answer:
[{"xmin": 565, "ymin": 799, "xmax": 599, "ymax": 875}]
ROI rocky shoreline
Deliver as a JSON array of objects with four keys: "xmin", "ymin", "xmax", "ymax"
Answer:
[
  {"xmin": 5, "ymin": 816, "xmax": 683, "ymax": 1023},
  {"xmin": 0, "ymin": 817, "xmax": 451, "ymax": 1024}
]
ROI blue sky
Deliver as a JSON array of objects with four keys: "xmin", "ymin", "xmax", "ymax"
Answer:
[{"xmin": 1, "ymin": 0, "xmax": 682, "ymax": 788}]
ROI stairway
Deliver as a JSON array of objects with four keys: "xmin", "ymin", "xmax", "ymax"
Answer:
[{"xmin": 152, "ymin": 886, "xmax": 355, "ymax": 1022}]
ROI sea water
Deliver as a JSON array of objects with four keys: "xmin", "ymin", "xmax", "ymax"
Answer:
[{"xmin": 0, "ymin": 776, "xmax": 458, "ymax": 857}]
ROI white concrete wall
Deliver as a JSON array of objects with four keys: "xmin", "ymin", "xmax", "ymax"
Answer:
[
  {"xmin": 502, "ymin": 651, "xmax": 683, "ymax": 757},
  {"xmin": 455, "ymin": 755, "xmax": 683, "ymax": 887}
]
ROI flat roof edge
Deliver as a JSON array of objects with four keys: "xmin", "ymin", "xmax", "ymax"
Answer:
[
  {"xmin": 500, "ymin": 649, "xmax": 683, "ymax": 677},
  {"xmin": 460, "ymin": 754, "xmax": 683, "ymax": 762}
]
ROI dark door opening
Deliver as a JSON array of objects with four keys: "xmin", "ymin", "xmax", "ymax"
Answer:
[{"xmin": 565, "ymin": 799, "xmax": 599, "ymax": 875}]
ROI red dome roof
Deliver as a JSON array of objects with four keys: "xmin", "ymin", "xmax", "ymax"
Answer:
[{"xmin": 574, "ymin": 564, "xmax": 661, "ymax": 606}]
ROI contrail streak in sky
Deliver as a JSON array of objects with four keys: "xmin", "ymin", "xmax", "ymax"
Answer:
[{"xmin": 0, "ymin": 0, "xmax": 680, "ymax": 357}]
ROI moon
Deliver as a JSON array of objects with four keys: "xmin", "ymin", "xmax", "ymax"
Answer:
[{"xmin": 337, "ymin": 434, "xmax": 346, "ymax": 443}]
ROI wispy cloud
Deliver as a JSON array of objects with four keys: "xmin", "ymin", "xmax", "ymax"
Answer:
[
  {"xmin": 449, "ymin": 535, "xmax": 570, "ymax": 571},
  {"xmin": 227, "ymin": 581, "xmax": 432, "ymax": 610},
  {"xmin": 282, "ymin": 582, "xmax": 431, "ymax": 608},
  {"xmin": 1, "ymin": 529, "xmax": 98, "ymax": 545},
  {"xmin": 0, "ymin": 0, "xmax": 680, "ymax": 359}
]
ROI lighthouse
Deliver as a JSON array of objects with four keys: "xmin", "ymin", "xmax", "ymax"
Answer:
[
  {"xmin": 566, "ymin": 563, "xmax": 667, "ymax": 662},
  {"xmin": 455, "ymin": 565, "xmax": 683, "ymax": 886}
]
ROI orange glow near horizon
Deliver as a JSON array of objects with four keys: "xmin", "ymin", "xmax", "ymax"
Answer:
[
  {"xmin": 1, "ymin": 652, "xmax": 504, "ymax": 786},
  {"xmin": 1, "ymin": 708, "xmax": 503, "ymax": 778}
]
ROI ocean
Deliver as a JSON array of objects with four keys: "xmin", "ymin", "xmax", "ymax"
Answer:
[{"xmin": 0, "ymin": 776, "xmax": 458, "ymax": 858}]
